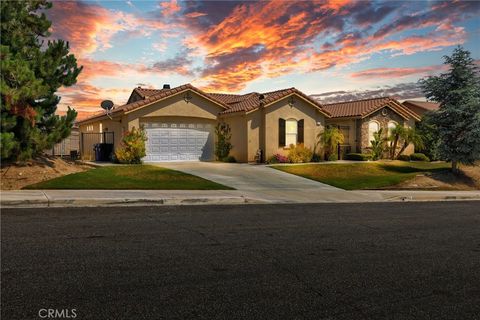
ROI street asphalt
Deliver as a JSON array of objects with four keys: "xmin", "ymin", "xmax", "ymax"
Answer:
[{"xmin": 1, "ymin": 202, "xmax": 480, "ymax": 320}]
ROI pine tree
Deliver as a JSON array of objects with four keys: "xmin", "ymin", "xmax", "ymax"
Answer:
[
  {"xmin": 1, "ymin": 0, "xmax": 82, "ymax": 161},
  {"xmin": 419, "ymin": 46, "xmax": 480, "ymax": 172}
]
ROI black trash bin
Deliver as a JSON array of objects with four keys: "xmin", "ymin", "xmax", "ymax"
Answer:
[
  {"xmin": 102, "ymin": 143, "xmax": 113, "ymax": 161},
  {"xmin": 93, "ymin": 143, "xmax": 113, "ymax": 161}
]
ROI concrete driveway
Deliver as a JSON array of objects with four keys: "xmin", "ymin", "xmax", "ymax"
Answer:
[{"xmin": 156, "ymin": 162, "xmax": 377, "ymax": 203}]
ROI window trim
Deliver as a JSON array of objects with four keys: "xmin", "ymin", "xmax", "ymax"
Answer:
[
  {"xmin": 387, "ymin": 120, "xmax": 398, "ymax": 137},
  {"xmin": 368, "ymin": 120, "xmax": 380, "ymax": 147},
  {"xmin": 285, "ymin": 118, "xmax": 298, "ymax": 147}
]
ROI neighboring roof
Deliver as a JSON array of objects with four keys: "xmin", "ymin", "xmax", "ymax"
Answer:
[
  {"xmin": 402, "ymin": 100, "xmax": 440, "ymax": 112},
  {"xmin": 78, "ymin": 84, "xmax": 331, "ymax": 124},
  {"xmin": 323, "ymin": 96, "xmax": 421, "ymax": 121},
  {"xmin": 134, "ymin": 87, "xmax": 164, "ymax": 98}
]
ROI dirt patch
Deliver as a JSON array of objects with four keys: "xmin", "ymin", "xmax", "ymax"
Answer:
[
  {"xmin": 392, "ymin": 164, "xmax": 480, "ymax": 190},
  {"xmin": 1, "ymin": 155, "xmax": 92, "ymax": 190}
]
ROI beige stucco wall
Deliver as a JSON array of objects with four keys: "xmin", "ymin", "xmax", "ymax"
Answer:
[
  {"xmin": 325, "ymin": 118, "xmax": 357, "ymax": 146},
  {"xmin": 221, "ymin": 114, "xmax": 248, "ymax": 162},
  {"xmin": 125, "ymin": 91, "xmax": 222, "ymax": 131},
  {"xmin": 263, "ymin": 96, "xmax": 326, "ymax": 160},
  {"xmin": 246, "ymin": 110, "xmax": 262, "ymax": 162}
]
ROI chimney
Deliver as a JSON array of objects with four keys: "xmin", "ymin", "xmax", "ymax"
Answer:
[{"xmin": 163, "ymin": 84, "xmax": 171, "ymax": 89}]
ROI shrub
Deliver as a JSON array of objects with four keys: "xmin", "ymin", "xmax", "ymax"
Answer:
[
  {"xmin": 410, "ymin": 153, "xmax": 430, "ymax": 162},
  {"xmin": 345, "ymin": 153, "xmax": 371, "ymax": 161},
  {"xmin": 311, "ymin": 153, "xmax": 322, "ymax": 162},
  {"xmin": 327, "ymin": 153, "xmax": 338, "ymax": 161},
  {"xmin": 370, "ymin": 128, "xmax": 387, "ymax": 160},
  {"xmin": 397, "ymin": 154, "xmax": 411, "ymax": 161},
  {"xmin": 215, "ymin": 123, "xmax": 232, "ymax": 161},
  {"xmin": 115, "ymin": 126, "xmax": 147, "ymax": 164},
  {"xmin": 222, "ymin": 155, "xmax": 237, "ymax": 163},
  {"xmin": 267, "ymin": 154, "xmax": 290, "ymax": 164},
  {"xmin": 288, "ymin": 144, "xmax": 313, "ymax": 163}
]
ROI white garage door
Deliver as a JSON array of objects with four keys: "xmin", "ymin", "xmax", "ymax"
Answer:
[{"xmin": 143, "ymin": 122, "xmax": 214, "ymax": 162}]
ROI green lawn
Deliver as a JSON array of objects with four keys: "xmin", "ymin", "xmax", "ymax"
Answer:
[
  {"xmin": 25, "ymin": 165, "xmax": 233, "ymax": 190},
  {"xmin": 271, "ymin": 161, "xmax": 451, "ymax": 190}
]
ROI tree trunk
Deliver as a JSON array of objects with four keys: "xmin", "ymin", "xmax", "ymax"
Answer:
[
  {"xmin": 396, "ymin": 142, "xmax": 408, "ymax": 159},
  {"xmin": 452, "ymin": 160, "xmax": 458, "ymax": 173},
  {"xmin": 391, "ymin": 136, "xmax": 399, "ymax": 160}
]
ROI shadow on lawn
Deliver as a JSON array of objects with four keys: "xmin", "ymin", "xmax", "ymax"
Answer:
[
  {"xmin": 378, "ymin": 163, "xmax": 447, "ymax": 174},
  {"xmin": 379, "ymin": 163, "xmax": 478, "ymax": 188}
]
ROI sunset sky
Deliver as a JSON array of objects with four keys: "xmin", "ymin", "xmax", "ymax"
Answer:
[{"xmin": 46, "ymin": 0, "xmax": 480, "ymax": 120}]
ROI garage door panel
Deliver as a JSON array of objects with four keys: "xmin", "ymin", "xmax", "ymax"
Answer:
[{"xmin": 144, "ymin": 121, "xmax": 214, "ymax": 162}]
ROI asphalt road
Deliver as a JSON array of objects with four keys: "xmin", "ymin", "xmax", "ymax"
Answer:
[{"xmin": 2, "ymin": 202, "xmax": 480, "ymax": 320}]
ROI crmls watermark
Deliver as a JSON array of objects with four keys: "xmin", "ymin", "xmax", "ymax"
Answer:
[{"xmin": 38, "ymin": 309, "xmax": 77, "ymax": 319}]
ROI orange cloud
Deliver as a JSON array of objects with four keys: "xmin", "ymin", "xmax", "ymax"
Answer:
[
  {"xmin": 159, "ymin": 0, "xmax": 181, "ymax": 16},
  {"xmin": 48, "ymin": 1, "xmax": 169, "ymax": 57},
  {"xmin": 350, "ymin": 66, "xmax": 444, "ymax": 79},
  {"xmin": 190, "ymin": 0, "xmax": 468, "ymax": 92}
]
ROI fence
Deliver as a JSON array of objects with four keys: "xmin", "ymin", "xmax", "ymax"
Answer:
[
  {"xmin": 46, "ymin": 130, "xmax": 80, "ymax": 158},
  {"xmin": 80, "ymin": 132, "xmax": 115, "ymax": 160}
]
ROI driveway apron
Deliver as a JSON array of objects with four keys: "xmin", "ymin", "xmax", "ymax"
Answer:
[{"xmin": 154, "ymin": 162, "xmax": 376, "ymax": 203}]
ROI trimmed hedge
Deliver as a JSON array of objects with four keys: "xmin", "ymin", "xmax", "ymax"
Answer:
[
  {"xmin": 410, "ymin": 153, "xmax": 430, "ymax": 162},
  {"xmin": 222, "ymin": 156, "xmax": 237, "ymax": 163},
  {"xmin": 345, "ymin": 153, "xmax": 372, "ymax": 161},
  {"xmin": 397, "ymin": 154, "xmax": 411, "ymax": 161}
]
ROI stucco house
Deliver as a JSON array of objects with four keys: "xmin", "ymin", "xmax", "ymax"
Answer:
[
  {"xmin": 78, "ymin": 84, "xmax": 330, "ymax": 162},
  {"xmin": 77, "ymin": 84, "xmax": 421, "ymax": 162},
  {"xmin": 323, "ymin": 97, "xmax": 421, "ymax": 155}
]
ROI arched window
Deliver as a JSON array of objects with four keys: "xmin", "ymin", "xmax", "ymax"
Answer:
[
  {"xmin": 285, "ymin": 119, "xmax": 298, "ymax": 146},
  {"xmin": 387, "ymin": 121, "xmax": 398, "ymax": 137},
  {"xmin": 368, "ymin": 121, "xmax": 380, "ymax": 146}
]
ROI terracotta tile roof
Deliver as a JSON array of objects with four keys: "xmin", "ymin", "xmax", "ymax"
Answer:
[
  {"xmin": 323, "ymin": 96, "xmax": 420, "ymax": 120},
  {"xmin": 403, "ymin": 100, "xmax": 440, "ymax": 111},
  {"xmin": 77, "ymin": 84, "xmax": 331, "ymax": 123},
  {"xmin": 218, "ymin": 88, "xmax": 331, "ymax": 116},
  {"xmin": 134, "ymin": 87, "xmax": 165, "ymax": 98}
]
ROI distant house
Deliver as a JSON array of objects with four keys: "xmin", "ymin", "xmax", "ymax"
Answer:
[
  {"xmin": 402, "ymin": 100, "xmax": 440, "ymax": 116},
  {"xmin": 323, "ymin": 97, "xmax": 420, "ymax": 155},
  {"xmin": 77, "ymin": 84, "xmax": 422, "ymax": 162}
]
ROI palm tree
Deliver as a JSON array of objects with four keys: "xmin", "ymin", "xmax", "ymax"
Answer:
[
  {"xmin": 388, "ymin": 124, "xmax": 405, "ymax": 160},
  {"xmin": 396, "ymin": 128, "xmax": 424, "ymax": 158},
  {"xmin": 371, "ymin": 128, "xmax": 387, "ymax": 160},
  {"xmin": 317, "ymin": 127, "xmax": 344, "ymax": 160}
]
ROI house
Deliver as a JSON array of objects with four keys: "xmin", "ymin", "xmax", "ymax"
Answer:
[
  {"xmin": 77, "ymin": 84, "xmax": 330, "ymax": 162},
  {"xmin": 402, "ymin": 100, "xmax": 440, "ymax": 116},
  {"xmin": 77, "ymin": 84, "xmax": 422, "ymax": 162},
  {"xmin": 323, "ymin": 97, "xmax": 421, "ymax": 155}
]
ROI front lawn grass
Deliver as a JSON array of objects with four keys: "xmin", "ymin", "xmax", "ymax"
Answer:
[
  {"xmin": 271, "ymin": 161, "xmax": 450, "ymax": 190},
  {"xmin": 25, "ymin": 165, "xmax": 233, "ymax": 190}
]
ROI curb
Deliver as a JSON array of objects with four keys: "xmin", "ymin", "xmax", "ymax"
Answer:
[
  {"xmin": 2, "ymin": 195, "xmax": 479, "ymax": 208},
  {"xmin": 1, "ymin": 196, "xmax": 267, "ymax": 208}
]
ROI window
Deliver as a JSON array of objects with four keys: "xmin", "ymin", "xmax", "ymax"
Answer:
[
  {"xmin": 285, "ymin": 119, "xmax": 297, "ymax": 146},
  {"xmin": 339, "ymin": 126, "xmax": 350, "ymax": 145},
  {"xmin": 387, "ymin": 121, "xmax": 398, "ymax": 137},
  {"xmin": 368, "ymin": 121, "xmax": 380, "ymax": 146}
]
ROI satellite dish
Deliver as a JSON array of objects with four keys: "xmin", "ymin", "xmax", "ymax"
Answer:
[{"xmin": 101, "ymin": 100, "xmax": 114, "ymax": 110}]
